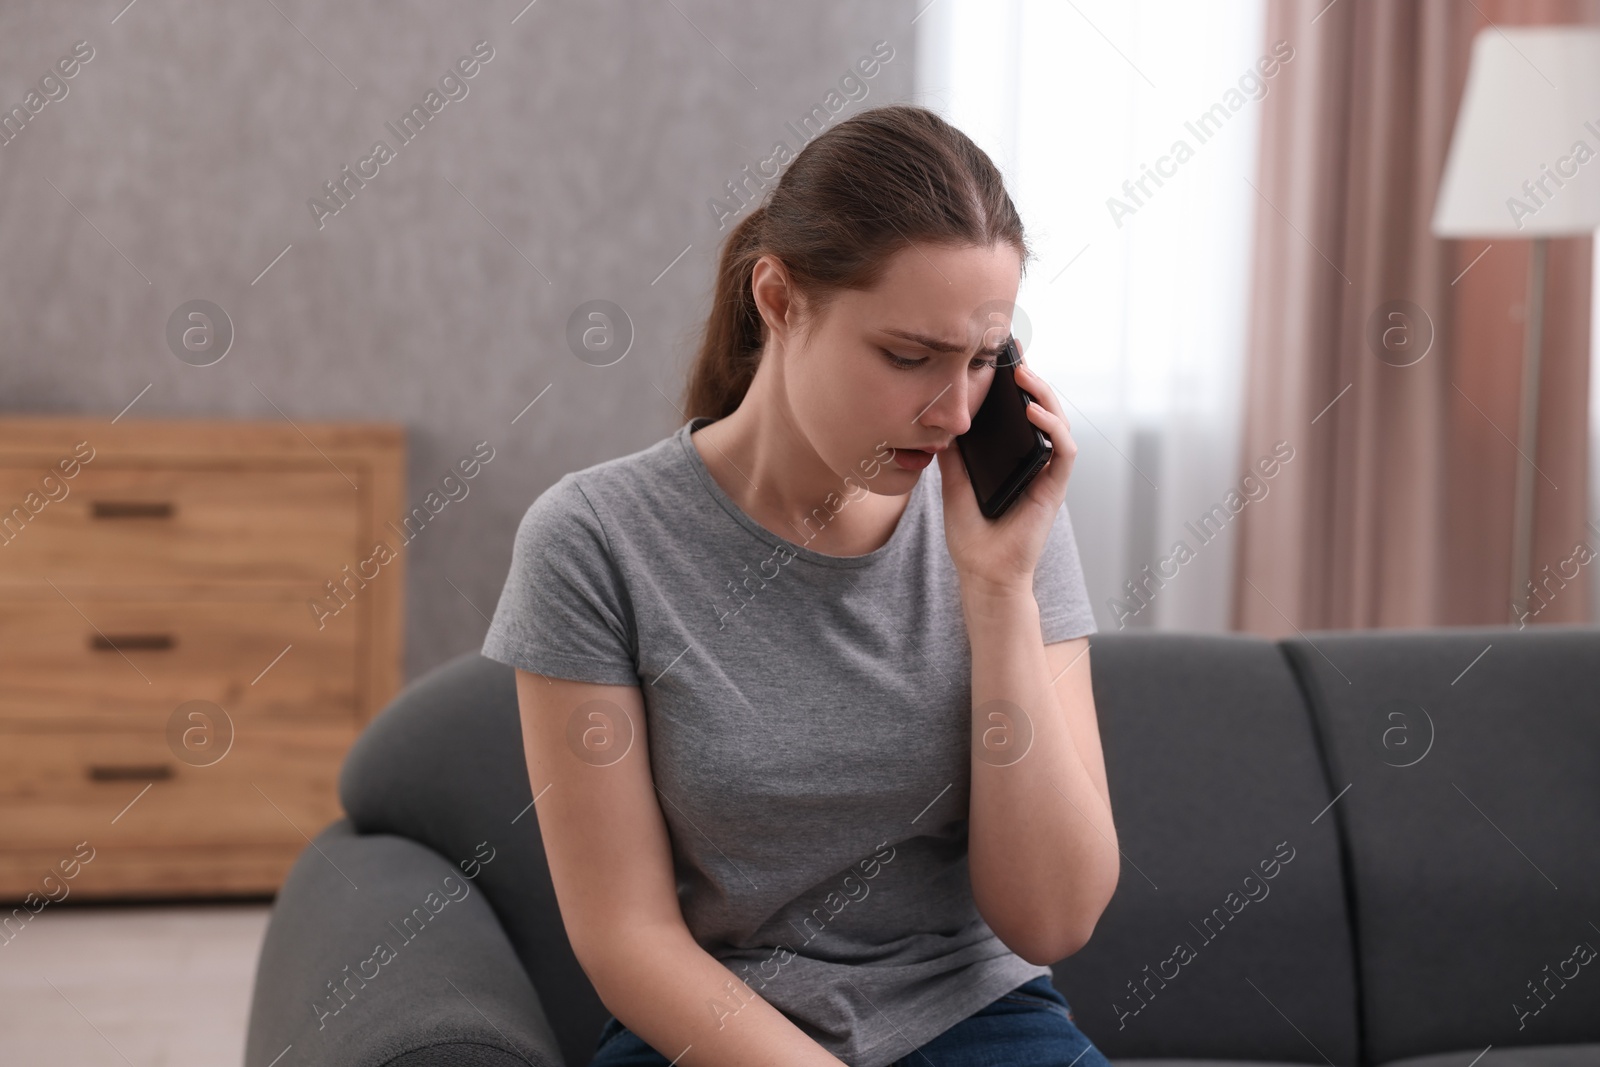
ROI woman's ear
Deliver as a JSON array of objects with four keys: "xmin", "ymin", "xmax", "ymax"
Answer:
[{"xmin": 750, "ymin": 254, "xmax": 798, "ymax": 346}]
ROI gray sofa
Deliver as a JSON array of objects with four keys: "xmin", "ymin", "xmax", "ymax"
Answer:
[{"xmin": 244, "ymin": 625, "xmax": 1600, "ymax": 1067}]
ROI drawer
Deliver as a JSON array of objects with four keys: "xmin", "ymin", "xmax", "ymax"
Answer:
[
  {"xmin": 0, "ymin": 595, "xmax": 359, "ymax": 728},
  {"xmin": 0, "ymin": 841, "xmax": 308, "ymax": 900},
  {"xmin": 0, "ymin": 462, "xmax": 366, "ymax": 588},
  {"xmin": 0, "ymin": 722, "xmax": 354, "ymax": 852}
]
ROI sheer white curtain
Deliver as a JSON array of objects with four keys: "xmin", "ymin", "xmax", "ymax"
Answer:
[{"xmin": 915, "ymin": 0, "xmax": 1266, "ymax": 632}]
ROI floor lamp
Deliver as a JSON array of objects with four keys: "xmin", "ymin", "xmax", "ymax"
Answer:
[{"xmin": 1432, "ymin": 26, "xmax": 1600, "ymax": 623}]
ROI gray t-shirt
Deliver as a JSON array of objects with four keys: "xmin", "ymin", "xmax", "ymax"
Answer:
[{"xmin": 481, "ymin": 415, "xmax": 1098, "ymax": 1067}]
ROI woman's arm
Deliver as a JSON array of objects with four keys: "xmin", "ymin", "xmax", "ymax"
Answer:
[
  {"xmin": 514, "ymin": 669, "xmax": 846, "ymax": 1066},
  {"xmin": 962, "ymin": 608, "xmax": 1121, "ymax": 966},
  {"xmin": 932, "ymin": 351, "xmax": 1121, "ymax": 966}
]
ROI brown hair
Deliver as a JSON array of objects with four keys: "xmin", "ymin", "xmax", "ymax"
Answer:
[{"xmin": 681, "ymin": 104, "xmax": 1031, "ymax": 422}]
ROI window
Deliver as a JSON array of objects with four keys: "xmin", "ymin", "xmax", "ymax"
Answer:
[{"xmin": 916, "ymin": 0, "xmax": 1268, "ymax": 632}]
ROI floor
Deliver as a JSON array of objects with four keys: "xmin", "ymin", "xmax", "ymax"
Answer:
[{"xmin": 0, "ymin": 902, "xmax": 271, "ymax": 1067}]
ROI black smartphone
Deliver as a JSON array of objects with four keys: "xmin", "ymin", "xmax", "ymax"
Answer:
[{"xmin": 954, "ymin": 336, "xmax": 1052, "ymax": 519}]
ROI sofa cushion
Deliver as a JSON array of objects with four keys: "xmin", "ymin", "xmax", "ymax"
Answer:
[
  {"xmin": 1281, "ymin": 624, "xmax": 1600, "ymax": 1063},
  {"xmin": 1382, "ymin": 1043, "xmax": 1600, "ymax": 1067},
  {"xmin": 1055, "ymin": 633, "xmax": 1360, "ymax": 1066}
]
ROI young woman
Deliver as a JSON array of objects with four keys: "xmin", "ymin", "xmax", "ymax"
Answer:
[{"xmin": 481, "ymin": 103, "xmax": 1118, "ymax": 1067}]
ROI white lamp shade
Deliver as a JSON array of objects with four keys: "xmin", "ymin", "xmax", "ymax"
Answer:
[{"xmin": 1432, "ymin": 26, "xmax": 1600, "ymax": 237}]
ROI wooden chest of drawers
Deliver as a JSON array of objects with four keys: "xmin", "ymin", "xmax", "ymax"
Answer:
[{"xmin": 0, "ymin": 417, "xmax": 405, "ymax": 901}]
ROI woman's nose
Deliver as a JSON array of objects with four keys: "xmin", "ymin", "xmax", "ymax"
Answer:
[{"xmin": 920, "ymin": 374, "xmax": 976, "ymax": 439}]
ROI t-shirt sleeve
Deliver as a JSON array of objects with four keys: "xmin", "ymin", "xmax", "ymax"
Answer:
[
  {"xmin": 480, "ymin": 474, "xmax": 641, "ymax": 686},
  {"xmin": 1032, "ymin": 499, "xmax": 1098, "ymax": 643}
]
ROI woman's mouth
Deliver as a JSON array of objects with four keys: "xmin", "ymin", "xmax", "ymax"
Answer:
[{"xmin": 891, "ymin": 448, "xmax": 935, "ymax": 471}]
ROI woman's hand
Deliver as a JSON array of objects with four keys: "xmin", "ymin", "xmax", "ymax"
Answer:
[{"xmin": 934, "ymin": 343, "xmax": 1078, "ymax": 600}]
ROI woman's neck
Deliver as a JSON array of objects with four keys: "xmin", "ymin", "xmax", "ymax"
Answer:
[{"xmin": 691, "ymin": 402, "xmax": 913, "ymax": 558}]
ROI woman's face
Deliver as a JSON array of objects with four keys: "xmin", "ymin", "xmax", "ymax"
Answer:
[{"xmin": 777, "ymin": 241, "xmax": 1023, "ymax": 494}]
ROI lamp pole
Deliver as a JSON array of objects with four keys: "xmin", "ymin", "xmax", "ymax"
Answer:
[{"xmin": 1509, "ymin": 236, "xmax": 1546, "ymax": 623}]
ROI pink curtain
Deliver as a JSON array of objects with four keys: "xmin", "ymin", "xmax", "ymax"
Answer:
[{"xmin": 1233, "ymin": 0, "xmax": 1598, "ymax": 634}]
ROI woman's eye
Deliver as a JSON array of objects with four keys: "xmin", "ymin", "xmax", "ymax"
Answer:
[{"xmin": 882, "ymin": 349, "xmax": 998, "ymax": 371}]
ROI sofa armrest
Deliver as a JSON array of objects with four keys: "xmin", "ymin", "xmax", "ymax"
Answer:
[{"xmin": 246, "ymin": 818, "xmax": 565, "ymax": 1067}]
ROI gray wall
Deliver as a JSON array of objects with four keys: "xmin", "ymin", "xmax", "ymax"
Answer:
[{"xmin": 0, "ymin": 0, "xmax": 917, "ymax": 682}]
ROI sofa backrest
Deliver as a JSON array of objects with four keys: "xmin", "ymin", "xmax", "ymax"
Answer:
[
  {"xmin": 1056, "ymin": 632, "xmax": 1361, "ymax": 1065},
  {"xmin": 1282, "ymin": 624, "xmax": 1600, "ymax": 1063}
]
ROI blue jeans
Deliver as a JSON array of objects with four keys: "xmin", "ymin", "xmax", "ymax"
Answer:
[{"xmin": 587, "ymin": 974, "xmax": 1113, "ymax": 1067}]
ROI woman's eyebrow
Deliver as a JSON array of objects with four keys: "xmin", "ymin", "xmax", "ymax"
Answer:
[{"xmin": 881, "ymin": 328, "xmax": 1006, "ymax": 355}]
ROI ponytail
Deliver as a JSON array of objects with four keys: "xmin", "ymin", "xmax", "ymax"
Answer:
[{"xmin": 683, "ymin": 206, "xmax": 769, "ymax": 422}]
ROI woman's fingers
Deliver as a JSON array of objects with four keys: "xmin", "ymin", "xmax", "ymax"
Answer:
[{"xmin": 1015, "ymin": 359, "xmax": 1070, "ymax": 435}]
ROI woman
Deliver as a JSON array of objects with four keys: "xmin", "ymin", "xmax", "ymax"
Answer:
[{"xmin": 481, "ymin": 103, "xmax": 1119, "ymax": 1067}]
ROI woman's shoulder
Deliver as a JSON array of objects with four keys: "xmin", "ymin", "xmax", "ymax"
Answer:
[{"xmin": 516, "ymin": 424, "xmax": 692, "ymax": 539}]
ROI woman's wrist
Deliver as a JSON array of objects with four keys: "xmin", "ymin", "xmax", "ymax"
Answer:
[{"xmin": 959, "ymin": 575, "xmax": 1038, "ymax": 626}]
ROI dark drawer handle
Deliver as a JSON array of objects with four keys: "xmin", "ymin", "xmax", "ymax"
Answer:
[
  {"xmin": 88, "ymin": 764, "xmax": 174, "ymax": 782},
  {"xmin": 90, "ymin": 633, "xmax": 175, "ymax": 651},
  {"xmin": 91, "ymin": 501, "xmax": 174, "ymax": 519}
]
